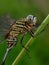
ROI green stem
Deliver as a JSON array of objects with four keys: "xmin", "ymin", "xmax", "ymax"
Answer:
[{"xmin": 12, "ymin": 15, "xmax": 49, "ymax": 65}]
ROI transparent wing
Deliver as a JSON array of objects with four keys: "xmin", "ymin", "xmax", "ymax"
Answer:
[{"xmin": 0, "ymin": 14, "xmax": 16, "ymax": 43}]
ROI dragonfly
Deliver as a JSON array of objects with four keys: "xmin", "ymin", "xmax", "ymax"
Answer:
[{"xmin": 0, "ymin": 14, "xmax": 37, "ymax": 65}]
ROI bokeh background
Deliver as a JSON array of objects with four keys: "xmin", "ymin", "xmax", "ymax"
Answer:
[{"xmin": 0, "ymin": 0, "xmax": 49, "ymax": 65}]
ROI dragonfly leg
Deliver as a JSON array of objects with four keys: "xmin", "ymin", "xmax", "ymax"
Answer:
[
  {"xmin": 20, "ymin": 33, "xmax": 30, "ymax": 52},
  {"xmin": 30, "ymin": 30, "xmax": 34, "ymax": 37},
  {"xmin": 20, "ymin": 33, "xmax": 31, "ymax": 58}
]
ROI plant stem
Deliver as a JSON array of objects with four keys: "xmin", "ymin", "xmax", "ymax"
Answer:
[{"xmin": 12, "ymin": 15, "xmax": 49, "ymax": 65}]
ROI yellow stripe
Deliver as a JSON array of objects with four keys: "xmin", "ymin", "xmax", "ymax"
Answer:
[
  {"xmin": 16, "ymin": 21, "xmax": 25, "ymax": 25},
  {"xmin": 16, "ymin": 24, "xmax": 25, "ymax": 28}
]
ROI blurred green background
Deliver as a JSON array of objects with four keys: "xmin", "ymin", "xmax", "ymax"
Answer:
[{"xmin": 0, "ymin": 0, "xmax": 49, "ymax": 65}]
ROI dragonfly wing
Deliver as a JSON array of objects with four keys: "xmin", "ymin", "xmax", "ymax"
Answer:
[{"xmin": 0, "ymin": 14, "xmax": 16, "ymax": 43}]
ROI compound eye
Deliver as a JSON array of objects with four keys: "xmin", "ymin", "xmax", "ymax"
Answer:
[
  {"xmin": 27, "ymin": 15, "xmax": 34, "ymax": 21},
  {"xmin": 33, "ymin": 17, "xmax": 37, "ymax": 25}
]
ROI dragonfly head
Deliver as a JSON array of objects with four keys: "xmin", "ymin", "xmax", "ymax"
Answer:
[{"xmin": 26, "ymin": 15, "xmax": 37, "ymax": 26}]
